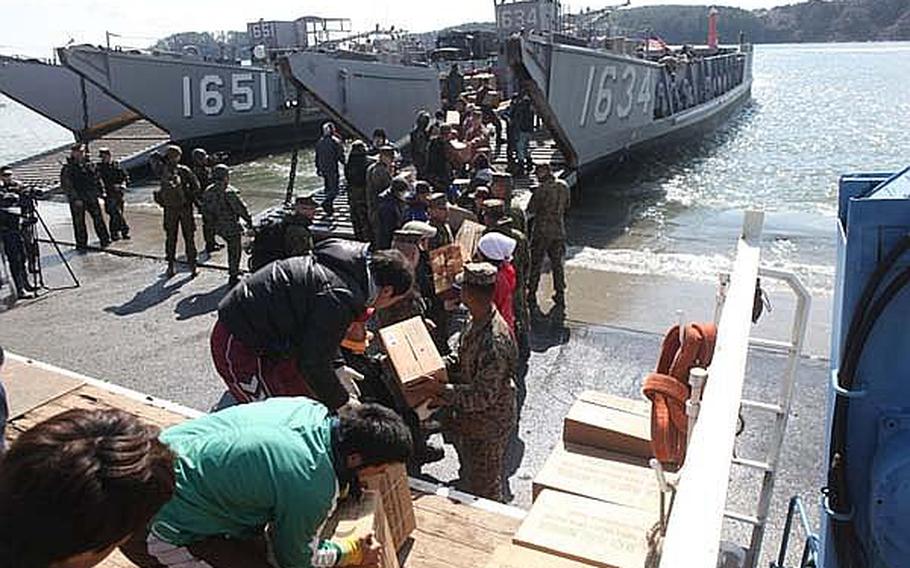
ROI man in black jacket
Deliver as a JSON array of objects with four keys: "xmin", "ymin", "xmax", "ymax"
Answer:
[
  {"xmin": 315, "ymin": 122, "xmax": 346, "ymax": 216},
  {"xmin": 344, "ymin": 141, "xmax": 371, "ymax": 242},
  {"xmin": 60, "ymin": 144, "xmax": 111, "ymax": 250},
  {"xmin": 211, "ymin": 239, "xmax": 413, "ymax": 411}
]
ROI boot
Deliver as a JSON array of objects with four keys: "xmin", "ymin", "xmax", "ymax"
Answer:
[
  {"xmin": 189, "ymin": 262, "xmax": 198, "ymax": 278},
  {"xmin": 228, "ymin": 275, "xmax": 240, "ymax": 287},
  {"xmin": 166, "ymin": 261, "xmax": 175, "ymax": 278}
]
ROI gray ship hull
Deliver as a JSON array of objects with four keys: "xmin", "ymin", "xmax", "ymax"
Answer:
[
  {"xmin": 58, "ymin": 45, "xmax": 325, "ymax": 155},
  {"xmin": 506, "ymin": 36, "xmax": 753, "ymax": 175},
  {"xmin": 0, "ymin": 55, "xmax": 138, "ymax": 139},
  {"xmin": 281, "ymin": 51, "xmax": 441, "ymax": 145}
]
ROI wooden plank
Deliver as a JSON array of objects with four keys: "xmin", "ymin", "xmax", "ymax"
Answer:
[
  {"xmin": 658, "ymin": 211, "xmax": 764, "ymax": 568},
  {"xmin": 412, "ymin": 493, "xmax": 522, "ymax": 537},
  {"xmin": 411, "ymin": 494, "xmax": 517, "ymax": 554},
  {"xmin": 401, "ymin": 530, "xmax": 495, "ymax": 568}
]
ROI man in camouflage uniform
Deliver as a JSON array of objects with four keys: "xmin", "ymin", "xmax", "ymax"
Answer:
[
  {"xmin": 425, "ymin": 193, "xmax": 456, "ymax": 353},
  {"xmin": 434, "ymin": 262, "xmax": 517, "ymax": 502},
  {"xmin": 191, "ymin": 148, "xmax": 221, "ymax": 253},
  {"xmin": 481, "ymin": 198, "xmax": 530, "ymax": 359},
  {"xmin": 527, "ymin": 162, "xmax": 570, "ymax": 311},
  {"xmin": 60, "ymin": 144, "xmax": 110, "ymax": 250},
  {"xmin": 491, "ymin": 171, "xmax": 527, "ymax": 236},
  {"xmin": 153, "ymin": 145, "xmax": 199, "ymax": 277},
  {"xmin": 284, "ymin": 194, "xmax": 317, "ymax": 257},
  {"xmin": 200, "ymin": 164, "xmax": 252, "ymax": 286},
  {"xmin": 366, "ymin": 146, "xmax": 395, "ymax": 247},
  {"xmin": 96, "ymin": 147, "xmax": 130, "ymax": 241}
]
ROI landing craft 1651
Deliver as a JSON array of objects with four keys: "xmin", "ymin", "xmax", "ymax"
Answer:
[{"xmin": 56, "ymin": 17, "xmax": 355, "ymax": 156}]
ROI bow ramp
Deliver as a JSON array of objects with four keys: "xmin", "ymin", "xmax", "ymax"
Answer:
[
  {"xmin": 0, "ymin": 55, "xmax": 138, "ymax": 139},
  {"xmin": 280, "ymin": 51, "xmax": 440, "ymax": 145}
]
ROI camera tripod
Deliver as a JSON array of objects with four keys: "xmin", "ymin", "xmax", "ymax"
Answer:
[{"xmin": 4, "ymin": 191, "xmax": 80, "ymax": 298}]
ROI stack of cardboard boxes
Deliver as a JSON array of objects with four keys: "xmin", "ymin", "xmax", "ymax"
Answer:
[{"xmin": 485, "ymin": 391, "xmax": 665, "ymax": 568}]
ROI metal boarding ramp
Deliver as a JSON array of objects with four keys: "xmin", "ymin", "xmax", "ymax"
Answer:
[{"xmin": 656, "ymin": 211, "xmax": 811, "ymax": 568}]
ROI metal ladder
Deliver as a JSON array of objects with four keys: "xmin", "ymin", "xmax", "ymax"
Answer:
[{"xmin": 711, "ymin": 266, "xmax": 812, "ymax": 568}]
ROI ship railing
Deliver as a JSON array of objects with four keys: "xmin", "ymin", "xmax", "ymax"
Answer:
[
  {"xmin": 654, "ymin": 51, "xmax": 747, "ymax": 119},
  {"xmin": 658, "ymin": 211, "xmax": 813, "ymax": 568},
  {"xmin": 770, "ymin": 496, "xmax": 821, "ymax": 568}
]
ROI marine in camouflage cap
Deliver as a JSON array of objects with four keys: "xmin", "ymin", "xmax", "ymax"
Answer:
[
  {"xmin": 212, "ymin": 163, "xmax": 230, "ymax": 181},
  {"xmin": 457, "ymin": 261, "xmax": 498, "ymax": 288},
  {"xmin": 480, "ymin": 198, "xmax": 505, "ymax": 214}
]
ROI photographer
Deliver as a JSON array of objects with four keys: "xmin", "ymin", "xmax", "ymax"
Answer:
[{"xmin": 0, "ymin": 169, "xmax": 36, "ymax": 298}]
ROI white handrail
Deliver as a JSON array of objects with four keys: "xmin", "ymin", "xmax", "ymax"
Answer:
[{"xmin": 659, "ymin": 210, "xmax": 764, "ymax": 568}]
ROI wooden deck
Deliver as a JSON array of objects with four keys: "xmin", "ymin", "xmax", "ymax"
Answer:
[{"xmin": 1, "ymin": 354, "xmax": 523, "ymax": 568}]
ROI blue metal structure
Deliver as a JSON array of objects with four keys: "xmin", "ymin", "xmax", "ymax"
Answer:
[{"xmin": 821, "ymin": 167, "xmax": 910, "ymax": 567}]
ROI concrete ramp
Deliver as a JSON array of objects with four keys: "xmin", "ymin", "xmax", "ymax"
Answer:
[
  {"xmin": 281, "ymin": 51, "xmax": 441, "ymax": 145},
  {"xmin": 0, "ymin": 55, "xmax": 139, "ymax": 138}
]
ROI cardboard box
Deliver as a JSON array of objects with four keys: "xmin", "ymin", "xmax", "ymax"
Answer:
[
  {"xmin": 513, "ymin": 490, "xmax": 655, "ymax": 568},
  {"xmin": 378, "ymin": 316, "xmax": 447, "ymax": 407},
  {"xmin": 563, "ymin": 391, "xmax": 653, "ymax": 460},
  {"xmin": 429, "ymin": 243, "xmax": 464, "ymax": 295},
  {"xmin": 483, "ymin": 544, "xmax": 593, "ymax": 568},
  {"xmin": 532, "ymin": 442, "xmax": 675, "ymax": 513},
  {"xmin": 358, "ymin": 463, "xmax": 416, "ymax": 551},
  {"xmin": 456, "ymin": 219, "xmax": 486, "ymax": 263},
  {"xmin": 323, "ymin": 490, "xmax": 400, "ymax": 568}
]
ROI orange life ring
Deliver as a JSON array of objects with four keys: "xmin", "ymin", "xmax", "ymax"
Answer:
[{"xmin": 642, "ymin": 323, "xmax": 717, "ymax": 465}]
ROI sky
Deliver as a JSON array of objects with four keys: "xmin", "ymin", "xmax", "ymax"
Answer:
[{"xmin": 4, "ymin": 0, "xmax": 789, "ymax": 58}]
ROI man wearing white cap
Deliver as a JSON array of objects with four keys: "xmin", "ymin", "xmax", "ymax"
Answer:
[{"xmin": 476, "ymin": 231, "xmax": 518, "ymax": 334}]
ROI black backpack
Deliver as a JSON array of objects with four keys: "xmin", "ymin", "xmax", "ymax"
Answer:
[{"xmin": 246, "ymin": 208, "xmax": 290, "ymax": 272}]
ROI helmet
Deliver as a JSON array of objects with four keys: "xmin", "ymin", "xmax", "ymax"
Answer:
[{"xmin": 212, "ymin": 164, "xmax": 230, "ymax": 181}]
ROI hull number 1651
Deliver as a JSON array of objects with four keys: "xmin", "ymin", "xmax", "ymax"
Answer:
[
  {"xmin": 182, "ymin": 73, "xmax": 269, "ymax": 117},
  {"xmin": 579, "ymin": 64, "xmax": 653, "ymax": 127}
]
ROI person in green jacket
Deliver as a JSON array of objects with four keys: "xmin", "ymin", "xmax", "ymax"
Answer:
[{"xmin": 126, "ymin": 398, "xmax": 412, "ymax": 568}]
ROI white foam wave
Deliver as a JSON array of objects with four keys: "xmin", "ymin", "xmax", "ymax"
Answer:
[{"xmin": 566, "ymin": 246, "xmax": 834, "ymax": 296}]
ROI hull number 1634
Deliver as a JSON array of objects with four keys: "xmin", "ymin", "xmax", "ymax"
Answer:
[{"xmin": 578, "ymin": 64, "xmax": 653, "ymax": 127}]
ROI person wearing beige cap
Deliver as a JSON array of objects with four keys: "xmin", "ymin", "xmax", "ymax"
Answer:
[{"xmin": 431, "ymin": 261, "xmax": 517, "ymax": 502}]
